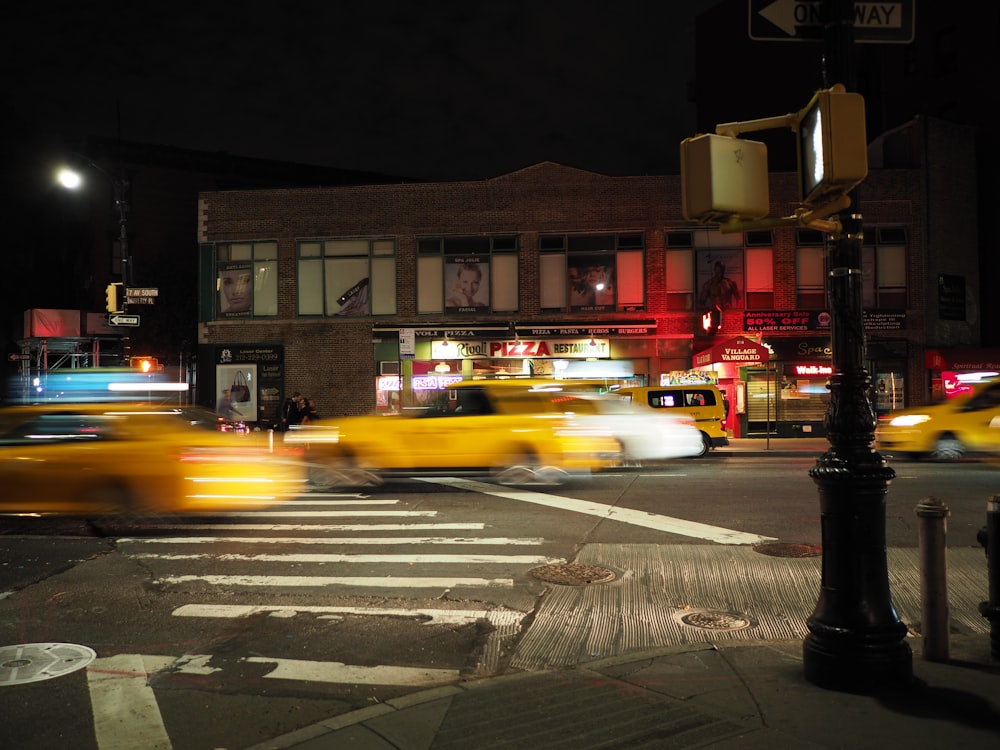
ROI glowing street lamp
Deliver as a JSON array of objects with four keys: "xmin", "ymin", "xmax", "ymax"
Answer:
[{"xmin": 57, "ymin": 158, "xmax": 134, "ymax": 288}]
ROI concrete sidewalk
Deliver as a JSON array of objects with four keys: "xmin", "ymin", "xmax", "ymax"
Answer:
[
  {"xmin": 247, "ymin": 547, "xmax": 999, "ymax": 750},
  {"xmin": 250, "ymin": 635, "xmax": 999, "ymax": 750}
]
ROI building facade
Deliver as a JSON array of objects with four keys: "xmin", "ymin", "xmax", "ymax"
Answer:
[{"xmin": 196, "ymin": 118, "xmax": 981, "ymax": 438}]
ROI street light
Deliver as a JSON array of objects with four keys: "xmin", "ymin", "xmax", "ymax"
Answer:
[{"xmin": 57, "ymin": 157, "xmax": 133, "ymax": 288}]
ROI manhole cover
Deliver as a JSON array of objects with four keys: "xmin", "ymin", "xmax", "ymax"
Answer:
[
  {"xmin": 753, "ymin": 542, "xmax": 822, "ymax": 558},
  {"xmin": 679, "ymin": 611, "xmax": 753, "ymax": 630},
  {"xmin": 530, "ymin": 563, "xmax": 616, "ymax": 585},
  {"xmin": 0, "ymin": 643, "xmax": 97, "ymax": 686}
]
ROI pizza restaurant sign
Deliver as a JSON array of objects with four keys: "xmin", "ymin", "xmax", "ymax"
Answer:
[{"xmin": 431, "ymin": 338, "xmax": 609, "ymax": 359}]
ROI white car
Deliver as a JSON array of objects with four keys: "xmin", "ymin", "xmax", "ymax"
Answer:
[{"xmin": 547, "ymin": 393, "xmax": 705, "ymax": 463}]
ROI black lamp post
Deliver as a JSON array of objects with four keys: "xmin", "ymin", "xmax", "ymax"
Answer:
[
  {"xmin": 58, "ymin": 157, "xmax": 133, "ymax": 288},
  {"xmin": 802, "ymin": 0, "xmax": 913, "ymax": 691}
]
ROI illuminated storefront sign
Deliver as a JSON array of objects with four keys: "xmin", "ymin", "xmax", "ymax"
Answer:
[
  {"xmin": 431, "ymin": 338, "xmax": 608, "ymax": 359},
  {"xmin": 793, "ymin": 364, "xmax": 833, "ymax": 376}
]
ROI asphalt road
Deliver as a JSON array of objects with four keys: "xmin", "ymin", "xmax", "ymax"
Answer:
[{"xmin": 0, "ymin": 456, "xmax": 993, "ymax": 748}]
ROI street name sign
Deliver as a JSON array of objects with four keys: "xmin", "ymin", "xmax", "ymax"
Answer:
[
  {"xmin": 126, "ymin": 287, "xmax": 158, "ymax": 298},
  {"xmin": 108, "ymin": 314, "xmax": 141, "ymax": 327},
  {"xmin": 748, "ymin": 0, "xmax": 914, "ymax": 43}
]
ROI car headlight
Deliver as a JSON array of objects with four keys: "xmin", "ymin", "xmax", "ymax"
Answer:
[{"xmin": 888, "ymin": 414, "xmax": 931, "ymax": 427}]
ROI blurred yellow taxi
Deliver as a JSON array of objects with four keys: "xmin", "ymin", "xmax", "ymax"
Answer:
[
  {"xmin": 0, "ymin": 404, "xmax": 307, "ymax": 515},
  {"xmin": 284, "ymin": 379, "xmax": 623, "ymax": 487},
  {"xmin": 875, "ymin": 379, "xmax": 1000, "ymax": 461}
]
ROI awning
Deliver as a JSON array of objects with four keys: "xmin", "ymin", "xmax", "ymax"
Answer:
[{"xmin": 693, "ymin": 336, "xmax": 769, "ymax": 367}]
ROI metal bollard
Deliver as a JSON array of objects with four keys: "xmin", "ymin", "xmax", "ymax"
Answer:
[
  {"xmin": 979, "ymin": 495, "xmax": 1000, "ymax": 660},
  {"xmin": 915, "ymin": 496, "xmax": 950, "ymax": 661}
]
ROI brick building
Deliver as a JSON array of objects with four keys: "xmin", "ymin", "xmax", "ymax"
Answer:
[{"xmin": 197, "ymin": 116, "xmax": 978, "ymax": 439}]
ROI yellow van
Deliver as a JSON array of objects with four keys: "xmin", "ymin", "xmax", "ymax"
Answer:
[{"xmin": 616, "ymin": 385, "xmax": 729, "ymax": 456}]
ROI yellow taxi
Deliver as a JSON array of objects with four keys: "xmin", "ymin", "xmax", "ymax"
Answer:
[
  {"xmin": 0, "ymin": 403, "xmax": 307, "ymax": 515},
  {"xmin": 284, "ymin": 379, "xmax": 623, "ymax": 487},
  {"xmin": 875, "ymin": 379, "xmax": 1000, "ymax": 461}
]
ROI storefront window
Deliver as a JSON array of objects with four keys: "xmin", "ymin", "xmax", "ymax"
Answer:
[{"xmin": 416, "ymin": 236, "xmax": 518, "ymax": 314}]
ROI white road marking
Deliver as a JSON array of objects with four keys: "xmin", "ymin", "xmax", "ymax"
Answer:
[
  {"xmin": 158, "ymin": 574, "xmax": 513, "ymax": 587},
  {"xmin": 179, "ymin": 510, "xmax": 438, "ymax": 517},
  {"xmin": 87, "ymin": 654, "xmax": 173, "ymax": 750},
  {"xmin": 147, "ymin": 523, "xmax": 486, "ymax": 531},
  {"xmin": 421, "ymin": 477, "xmax": 776, "ymax": 545},
  {"xmin": 243, "ymin": 656, "xmax": 458, "ymax": 686},
  {"xmin": 118, "ymin": 536, "xmax": 542, "ymax": 545},
  {"xmin": 172, "ymin": 603, "xmax": 526, "ymax": 627},
  {"xmin": 133, "ymin": 552, "xmax": 564, "ymax": 564}
]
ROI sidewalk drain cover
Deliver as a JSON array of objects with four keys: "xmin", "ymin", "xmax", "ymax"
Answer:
[
  {"xmin": 530, "ymin": 563, "xmax": 616, "ymax": 585},
  {"xmin": 753, "ymin": 542, "xmax": 822, "ymax": 558},
  {"xmin": 679, "ymin": 611, "xmax": 752, "ymax": 630},
  {"xmin": 0, "ymin": 643, "xmax": 97, "ymax": 686}
]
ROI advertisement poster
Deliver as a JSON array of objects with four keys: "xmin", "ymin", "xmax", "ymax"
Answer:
[
  {"xmin": 567, "ymin": 255, "xmax": 615, "ymax": 311},
  {"xmin": 696, "ymin": 249, "xmax": 744, "ymax": 310},
  {"xmin": 444, "ymin": 257, "xmax": 490, "ymax": 312},
  {"xmin": 218, "ymin": 263, "xmax": 252, "ymax": 317},
  {"xmin": 335, "ymin": 276, "xmax": 370, "ymax": 316},
  {"xmin": 216, "ymin": 364, "xmax": 258, "ymax": 423}
]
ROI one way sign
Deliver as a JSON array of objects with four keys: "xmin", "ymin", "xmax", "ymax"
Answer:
[
  {"xmin": 748, "ymin": 0, "xmax": 914, "ymax": 44},
  {"xmin": 108, "ymin": 314, "xmax": 141, "ymax": 327}
]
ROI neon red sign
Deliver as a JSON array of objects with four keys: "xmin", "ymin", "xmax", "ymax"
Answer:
[{"xmin": 794, "ymin": 364, "xmax": 833, "ymax": 376}]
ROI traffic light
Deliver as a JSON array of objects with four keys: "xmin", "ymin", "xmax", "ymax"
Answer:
[
  {"xmin": 130, "ymin": 356, "xmax": 159, "ymax": 373},
  {"xmin": 701, "ymin": 305, "xmax": 722, "ymax": 334},
  {"xmin": 105, "ymin": 282, "xmax": 124, "ymax": 313},
  {"xmin": 796, "ymin": 84, "xmax": 868, "ymax": 205},
  {"xmin": 680, "ymin": 133, "xmax": 770, "ymax": 223}
]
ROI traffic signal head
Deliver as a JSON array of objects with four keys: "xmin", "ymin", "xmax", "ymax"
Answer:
[
  {"xmin": 130, "ymin": 356, "xmax": 158, "ymax": 373},
  {"xmin": 105, "ymin": 282, "xmax": 123, "ymax": 313},
  {"xmin": 681, "ymin": 134, "xmax": 770, "ymax": 224},
  {"xmin": 796, "ymin": 85, "xmax": 868, "ymax": 205},
  {"xmin": 701, "ymin": 305, "xmax": 722, "ymax": 334}
]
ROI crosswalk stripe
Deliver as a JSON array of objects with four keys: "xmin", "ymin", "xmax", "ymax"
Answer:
[
  {"xmin": 244, "ymin": 656, "xmax": 458, "ymax": 686},
  {"xmin": 159, "ymin": 574, "xmax": 513, "ymax": 587},
  {"xmin": 147, "ymin": 522, "xmax": 486, "ymax": 531},
  {"xmin": 172, "ymin": 603, "xmax": 526, "ymax": 627},
  {"xmin": 88, "ymin": 654, "xmax": 173, "ymax": 750},
  {"xmin": 118, "ymin": 536, "xmax": 542, "ymax": 545},
  {"xmin": 133, "ymin": 553, "xmax": 564, "ymax": 563}
]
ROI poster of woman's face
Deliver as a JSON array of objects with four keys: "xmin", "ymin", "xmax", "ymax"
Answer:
[
  {"xmin": 219, "ymin": 264, "xmax": 252, "ymax": 315},
  {"xmin": 444, "ymin": 258, "xmax": 489, "ymax": 311},
  {"xmin": 568, "ymin": 256, "xmax": 615, "ymax": 310}
]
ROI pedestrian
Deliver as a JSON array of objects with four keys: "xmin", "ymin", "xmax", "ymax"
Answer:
[
  {"xmin": 216, "ymin": 388, "xmax": 243, "ymax": 422},
  {"xmin": 277, "ymin": 391, "xmax": 303, "ymax": 431},
  {"xmin": 301, "ymin": 397, "xmax": 320, "ymax": 424}
]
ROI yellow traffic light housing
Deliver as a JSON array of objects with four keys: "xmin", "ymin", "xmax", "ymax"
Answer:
[
  {"xmin": 795, "ymin": 84, "xmax": 868, "ymax": 205},
  {"xmin": 105, "ymin": 282, "xmax": 124, "ymax": 313},
  {"xmin": 681, "ymin": 134, "xmax": 770, "ymax": 224}
]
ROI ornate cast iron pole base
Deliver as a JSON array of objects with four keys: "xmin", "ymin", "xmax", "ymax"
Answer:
[{"xmin": 803, "ymin": 209, "xmax": 913, "ymax": 691}]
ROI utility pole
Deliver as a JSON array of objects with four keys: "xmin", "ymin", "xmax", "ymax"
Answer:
[{"xmin": 802, "ymin": 0, "xmax": 913, "ymax": 690}]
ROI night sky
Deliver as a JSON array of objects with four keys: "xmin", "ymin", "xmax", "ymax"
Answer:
[{"xmin": 5, "ymin": 2, "xmax": 720, "ymax": 182}]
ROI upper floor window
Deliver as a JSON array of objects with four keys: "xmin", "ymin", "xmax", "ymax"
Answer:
[
  {"xmin": 416, "ymin": 236, "xmax": 518, "ymax": 315},
  {"xmin": 795, "ymin": 230, "xmax": 827, "ymax": 309},
  {"xmin": 297, "ymin": 238, "xmax": 397, "ymax": 317},
  {"xmin": 666, "ymin": 229, "xmax": 759, "ymax": 313},
  {"xmin": 539, "ymin": 233, "xmax": 644, "ymax": 312},
  {"xmin": 863, "ymin": 227, "xmax": 907, "ymax": 309},
  {"xmin": 217, "ymin": 241, "xmax": 278, "ymax": 318}
]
